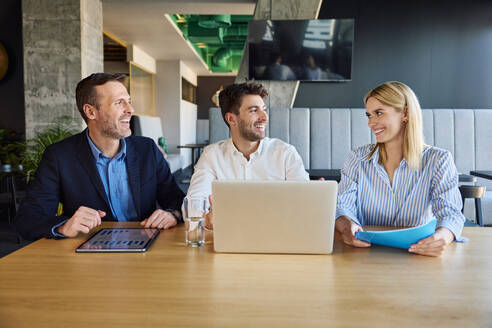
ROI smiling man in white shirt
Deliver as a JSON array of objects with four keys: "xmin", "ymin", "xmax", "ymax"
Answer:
[{"xmin": 186, "ymin": 81, "xmax": 309, "ymax": 229}]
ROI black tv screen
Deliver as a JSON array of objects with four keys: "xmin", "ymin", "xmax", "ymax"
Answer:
[{"xmin": 248, "ymin": 19, "xmax": 354, "ymax": 81}]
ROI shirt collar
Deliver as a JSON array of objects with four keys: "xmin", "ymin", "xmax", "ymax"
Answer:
[
  {"xmin": 228, "ymin": 138, "xmax": 265, "ymax": 159},
  {"xmin": 256, "ymin": 138, "xmax": 266, "ymax": 155},
  {"xmin": 366, "ymin": 144, "xmax": 409, "ymax": 168},
  {"xmin": 228, "ymin": 138, "xmax": 241, "ymax": 156},
  {"xmin": 364, "ymin": 145, "xmax": 379, "ymax": 166},
  {"xmin": 86, "ymin": 129, "xmax": 126, "ymax": 161}
]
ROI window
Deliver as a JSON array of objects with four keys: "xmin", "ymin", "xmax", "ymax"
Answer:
[
  {"xmin": 182, "ymin": 78, "xmax": 196, "ymax": 104},
  {"xmin": 129, "ymin": 62, "xmax": 154, "ymax": 116}
]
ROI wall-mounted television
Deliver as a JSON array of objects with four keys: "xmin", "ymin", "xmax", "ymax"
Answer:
[{"xmin": 248, "ymin": 19, "xmax": 354, "ymax": 81}]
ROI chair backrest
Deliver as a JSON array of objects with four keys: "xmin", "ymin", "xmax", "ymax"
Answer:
[
  {"xmin": 131, "ymin": 115, "xmax": 163, "ymax": 144},
  {"xmin": 208, "ymin": 108, "xmax": 230, "ymax": 144}
]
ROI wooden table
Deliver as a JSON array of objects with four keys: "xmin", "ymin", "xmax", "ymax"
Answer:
[{"xmin": 1, "ymin": 223, "xmax": 491, "ymax": 328}]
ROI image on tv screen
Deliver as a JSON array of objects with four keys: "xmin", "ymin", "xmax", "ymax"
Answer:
[{"xmin": 248, "ymin": 19, "xmax": 354, "ymax": 81}]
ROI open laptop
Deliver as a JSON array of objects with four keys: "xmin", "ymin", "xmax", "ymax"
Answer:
[{"xmin": 212, "ymin": 180, "xmax": 338, "ymax": 254}]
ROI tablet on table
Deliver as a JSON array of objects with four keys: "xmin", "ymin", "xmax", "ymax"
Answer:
[{"xmin": 76, "ymin": 228, "xmax": 160, "ymax": 253}]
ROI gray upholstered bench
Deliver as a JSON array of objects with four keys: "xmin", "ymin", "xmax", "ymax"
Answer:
[{"xmin": 209, "ymin": 107, "xmax": 492, "ymax": 224}]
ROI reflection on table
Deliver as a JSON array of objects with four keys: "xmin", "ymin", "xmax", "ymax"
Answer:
[{"xmin": 1, "ymin": 222, "xmax": 491, "ymax": 327}]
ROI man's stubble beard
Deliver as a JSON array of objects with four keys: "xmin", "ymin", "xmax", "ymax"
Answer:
[
  {"xmin": 100, "ymin": 118, "xmax": 131, "ymax": 140},
  {"xmin": 238, "ymin": 118, "xmax": 265, "ymax": 142}
]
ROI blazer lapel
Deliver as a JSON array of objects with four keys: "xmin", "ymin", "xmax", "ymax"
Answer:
[
  {"xmin": 126, "ymin": 138, "xmax": 141, "ymax": 218},
  {"xmin": 76, "ymin": 131, "xmax": 111, "ymax": 210}
]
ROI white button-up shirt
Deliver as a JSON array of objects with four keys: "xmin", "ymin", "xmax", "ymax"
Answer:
[{"xmin": 186, "ymin": 137, "xmax": 309, "ymax": 201}]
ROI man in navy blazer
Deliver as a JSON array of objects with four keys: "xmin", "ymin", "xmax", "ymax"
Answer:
[{"xmin": 15, "ymin": 73, "xmax": 184, "ymax": 241}]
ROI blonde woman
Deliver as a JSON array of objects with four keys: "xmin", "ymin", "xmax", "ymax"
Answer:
[{"xmin": 335, "ymin": 81, "xmax": 465, "ymax": 256}]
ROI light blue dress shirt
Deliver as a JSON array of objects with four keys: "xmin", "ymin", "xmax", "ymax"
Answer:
[
  {"xmin": 86, "ymin": 132, "xmax": 137, "ymax": 221},
  {"xmin": 336, "ymin": 144, "xmax": 465, "ymax": 240},
  {"xmin": 51, "ymin": 133, "xmax": 138, "ymax": 238}
]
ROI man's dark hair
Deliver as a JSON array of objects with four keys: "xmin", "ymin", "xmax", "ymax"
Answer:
[
  {"xmin": 218, "ymin": 81, "xmax": 268, "ymax": 127},
  {"xmin": 75, "ymin": 73, "xmax": 127, "ymax": 123}
]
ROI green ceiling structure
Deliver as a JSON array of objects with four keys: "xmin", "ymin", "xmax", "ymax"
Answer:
[{"xmin": 170, "ymin": 14, "xmax": 252, "ymax": 73}]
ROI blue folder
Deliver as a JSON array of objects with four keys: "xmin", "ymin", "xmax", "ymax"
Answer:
[{"xmin": 355, "ymin": 219, "xmax": 437, "ymax": 250}]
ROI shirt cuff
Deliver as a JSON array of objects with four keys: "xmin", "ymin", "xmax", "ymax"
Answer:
[
  {"xmin": 437, "ymin": 217, "xmax": 467, "ymax": 242},
  {"xmin": 166, "ymin": 209, "xmax": 183, "ymax": 223},
  {"xmin": 335, "ymin": 209, "xmax": 361, "ymax": 226},
  {"xmin": 51, "ymin": 219, "xmax": 69, "ymax": 239}
]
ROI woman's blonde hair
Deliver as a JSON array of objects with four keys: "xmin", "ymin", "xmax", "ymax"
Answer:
[{"xmin": 364, "ymin": 81, "xmax": 425, "ymax": 170}]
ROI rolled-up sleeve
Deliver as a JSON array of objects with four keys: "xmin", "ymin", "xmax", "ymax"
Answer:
[
  {"xmin": 336, "ymin": 150, "xmax": 361, "ymax": 225},
  {"xmin": 185, "ymin": 147, "xmax": 217, "ymax": 212},
  {"xmin": 430, "ymin": 151, "xmax": 466, "ymax": 241}
]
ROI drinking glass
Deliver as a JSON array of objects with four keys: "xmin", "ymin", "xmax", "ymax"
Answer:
[{"xmin": 183, "ymin": 197, "xmax": 206, "ymax": 247}]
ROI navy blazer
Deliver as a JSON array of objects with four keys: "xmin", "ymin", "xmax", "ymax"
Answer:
[{"xmin": 14, "ymin": 130, "xmax": 184, "ymax": 241}]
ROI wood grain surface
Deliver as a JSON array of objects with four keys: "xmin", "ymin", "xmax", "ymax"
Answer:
[{"xmin": 1, "ymin": 223, "xmax": 490, "ymax": 328}]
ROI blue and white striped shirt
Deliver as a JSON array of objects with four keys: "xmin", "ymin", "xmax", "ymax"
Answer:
[{"xmin": 336, "ymin": 144, "xmax": 465, "ymax": 240}]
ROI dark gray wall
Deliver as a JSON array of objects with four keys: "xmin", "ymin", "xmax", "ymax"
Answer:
[
  {"xmin": 0, "ymin": 0, "xmax": 25, "ymax": 136},
  {"xmin": 294, "ymin": 0, "xmax": 492, "ymax": 109},
  {"xmin": 197, "ymin": 76, "xmax": 236, "ymax": 119}
]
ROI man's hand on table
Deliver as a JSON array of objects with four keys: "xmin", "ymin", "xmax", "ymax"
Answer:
[
  {"xmin": 335, "ymin": 216, "xmax": 371, "ymax": 248},
  {"xmin": 408, "ymin": 227, "xmax": 454, "ymax": 257},
  {"xmin": 140, "ymin": 209, "xmax": 177, "ymax": 229},
  {"xmin": 56, "ymin": 206, "xmax": 105, "ymax": 237}
]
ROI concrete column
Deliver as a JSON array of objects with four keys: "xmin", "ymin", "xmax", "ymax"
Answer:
[
  {"xmin": 81, "ymin": 0, "xmax": 103, "ymax": 78},
  {"xmin": 236, "ymin": 0, "xmax": 322, "ymax": 109},
  {"xmin": 22, "ymin": 0, "xmax": 103, "ymax": 139}
]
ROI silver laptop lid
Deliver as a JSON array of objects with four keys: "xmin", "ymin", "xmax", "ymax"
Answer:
[{"xmin": 212, "ymin": 180, "xmax": 338, "ymax": 254}]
